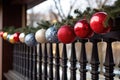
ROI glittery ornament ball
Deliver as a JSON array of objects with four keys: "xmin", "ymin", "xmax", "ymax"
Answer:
[
  {"xmin": 19, "ymin": 33, "xmax": 25, "ymax": 43},
  {"xmin": 25, "ymin": 33, "xmax": 37, "ymax": 46},
  {"xmin": 35, "ymin": 29, "xmax": 47, "ymax": 43},
  {"xmin": 45, "ymin": 26, "xmax": 58, "ymax": 43},
  {"xmin": 7, "ymin": 34, "xmax": 11, "ymax": 41},
  {"xmin": 9, "ymin": 35, "xmax": 15, "ymax": 44},
  {"xmin": 3, "ymin": 32, "xmax": 8, "ymax": 40}
]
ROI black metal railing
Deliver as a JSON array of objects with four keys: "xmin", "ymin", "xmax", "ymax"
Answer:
[{"xmin": 12, "ymin": 31, "xmax": 120, "ymax": 80}]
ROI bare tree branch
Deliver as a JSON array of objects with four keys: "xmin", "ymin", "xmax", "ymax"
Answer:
[
  {"xmin": 67, "ymin": 0, "xmax": 78, "ymax": 17},
  {"xmin": 102, "ymin": 0, "xmax": 109, "ymax": 7},
  {"xmin": 49, "ymin": 9, "xmax": 59, "ymax": 21},
  {"xmin": 58, "ymin": 0, "xmax": 66, "ymax": 18},
  {"xmin": 99, "ymin": 0, "xmax": 102, "ymax": 8},
  {"xmin": 86, "ymin": 0, "xmax": 92, "ymax": 8},
  {"xmin": 95, "ymin": 0, "xmax": 109, "ymax": 9},
  {"xmin": 95, "ymin": 0, "xmax": 101, "ymax": 8},
  {"xmin": 53, "ymin": 0, "xmax": 64, "ymax": 19}
]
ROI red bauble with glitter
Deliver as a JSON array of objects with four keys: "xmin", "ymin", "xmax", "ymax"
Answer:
[
  {"xmin": 90, "ymin": 12, "xmax": 112, "ymax": 34},
  {"xmin": 13, "ymin": 32, "xmax": 20, "ymax": 42},
  {"xmin": 57, "ymin": 25, "xmax": 76, "ymax": 44},
  {"xmin": 74, "ymin": 19, "xmax": 94, "ymax": 38}
]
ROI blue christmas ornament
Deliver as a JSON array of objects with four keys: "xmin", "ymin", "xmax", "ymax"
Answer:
[
  {"xmin": 45, "ymin": 26, "xmax": 58, "ymax": 43},
  {"xmin": 25, "ymin": 33, "xmax": 37, "ymax": 46}
]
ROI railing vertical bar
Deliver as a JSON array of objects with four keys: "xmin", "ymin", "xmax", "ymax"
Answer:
[
  {"xmin": 39, "ymin": 43, "xmax": 42, "ymax": 80},
  {"xmin": 90, "ymin": 40, "xmax": 100, "ymax": 80},
  {"xmin": 23, "ymin": 44, "xmax": 26, "ymax": 77},
  {"xmin": 55, "ymin": 43, "xmax": 60, "ymax": 80},
  {"xmin": 31, "ymin": 47, "xmax": 34, "ymax": 80},
  {"xmin": 22, "ymin": 44, "xmax": 24, "ymax": 76},
  {"xmin": 19, "ymin": 44, "xmax": 21, "ymax": 74},
  {"xmin": 118, "ymin": 61, "xmax": 120, "ymax": 79},
  {"xmin": 28, "ymin": 46, "xmax": 30, "ymax": 79},
  {"xmin": 48, "ymin": 43, "xmax": 53, "ymax": 80},
  {"xmin": 18, "ymin": 44, "xmax": 21, "ymax": 76},
  {"xmin": 20, "ymin": 44, "xmax": 23, "ymax": 74},
  {"xmin": 13, "ymin": 44, "xmax": 14, "ymax": 70},
  {"xmin": 16, "ymin": 44, "xmax": 19, "ymax": 73},
  {"xmin": 32, "ymin": 46, "xmax": 37, "ymax": 80},
  {"xmin": 26, "ymin": 46, "xmax": 30, "ymax": 79},
  {"xmin": 16, "ymin": 44, "xmax": 19, "ymax": 72},
  {"xmin": 62, "ymin": 44, "xmax": 68, "ymax": 80},
  {"xmin": 79, "ymin": 40, "xmax": 88, "ymax": 80},
  {"xmin": 21, "ymin": 44, "xmax": 24, "ymax": 75},
  {"xmin": 104, "ymin": 39, "xmax": 115, "ymax": 80},
  {"xmin": 28, "ymin": 47, "xmax": 33, "ymax": 80},
  {"xmin": 43, "ymin": 43, "xmax": 48, "ymax": 80},
  {"xmin": 13, "ymin": 44, "xmax": 17, "ymax": 71},
  {"xmin": 70, "ymin": 42, "xmax": 77, "ymax": 80}
]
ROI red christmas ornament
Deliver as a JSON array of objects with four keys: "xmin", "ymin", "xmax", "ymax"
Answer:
[
  {"xmin": 13, "ymin": 32, "xmax": 20, "ymax": 42},
  {"xmin": 0, "ymin": 31, "xmax": 4, "ymax": 38},
  {"xmin": 74, "ymin": 19, "xmax": 94, "ymax": 38},
  {"xmin": 57, "ymin": 25, "xmax": 76, "ymax": 44},
  {"xmin": 90, "ymin": 12, "xmax": 112, "ymax": 34}
]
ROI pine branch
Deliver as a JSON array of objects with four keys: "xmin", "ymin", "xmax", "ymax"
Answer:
[{"xmin": 37, "ymin": 20, "xmax": 52, "ymax": 29}]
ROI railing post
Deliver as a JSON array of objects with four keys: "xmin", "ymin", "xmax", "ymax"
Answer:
[
  {"xmin": 70, "ymin": 42, "xmax": 77, "ymax": 80},
  {"xmin": 104, "ymin": 38, "xmax": 115, "ymax": 80},
  {"xmin": 23, "ymin": 44, "xmax": 26, "ymax": 77},
  {"xmin": 21, "ymin": 44, "xmax": 23, "ymax": 74},
  {"xmin": 17, "ymin": 44, "xmax": 20, "ymax": 73},
  {"xmin": 39, "ymin": 43, "xmax": 42, "ymax": 80},
  {"xmin": 90, "ymin": 39, "xmax": 100, "ymax": 80},
  {"xmin": 13, "ymin": 44, "xmax": 17, "ymax": 71},
  {"xmin": 21, "ymin": 44, "xmax": 24, "ymax": 75},
  {"xmin": 79, "ymin": 39, "xmax": 88, "ymax": 80},
  {"xmin": 119, "ymin": 62, "xmax": 120, "ymax": 79},
  {"xmin": 43, "ymin": 43, "xmax": 48, "ymax": 80},
  {"xmin": 48, "ymin": 43, "xmax": 53, "ymax": 80},
  {"xmin": 55, "ymin": 43, "xmax": 60, "ymax": 80},
  {"xmin": 28, "ymin": 46, "xmax": 31, "ymax": 80},
  {"xmin": 29, "ymin": 47, "xmax": 33, "ymax": 80},
  {"xmin": 15, "ymin": 44, "xmax": 17, "ymax": 71},
  {"xmin": 19, "ymin": 44, "xmax": 21, "ymax": 74},
  {"xmin": 18, "ymin": 44, "xmax": 21, "ymax": 73},
  {"xmin": 62, "ymin": 44, "xmax": 68, "ymax": 80},
  {"xmin": 21, "ymin": 44, "xmax": 24, "ymax": 76},
  {"xmin": 32, "ymin": 46, "xmax": 37, "ymax": 80},
  {"xmin": 26, "ymin": 46, "xmax": 29, "ymax": 79}
]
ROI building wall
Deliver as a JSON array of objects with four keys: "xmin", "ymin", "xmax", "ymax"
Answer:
[{"xmin": 2, "ymin": 2, "xmax": 26, "ymax": 80}]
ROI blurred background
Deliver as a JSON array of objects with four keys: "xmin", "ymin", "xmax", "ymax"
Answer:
[{"xmin": 27, "ymin": 0, "xmax": 116, "ymax": 27}]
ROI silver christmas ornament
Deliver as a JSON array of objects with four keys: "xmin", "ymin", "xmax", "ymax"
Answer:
[
  {"xmin": 25, "ymin": 33, "xmax": 37, "ymax": 46},
  {"xmin": 45, "ymin": 26, "xmax": 58, "ymax": 43}
]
